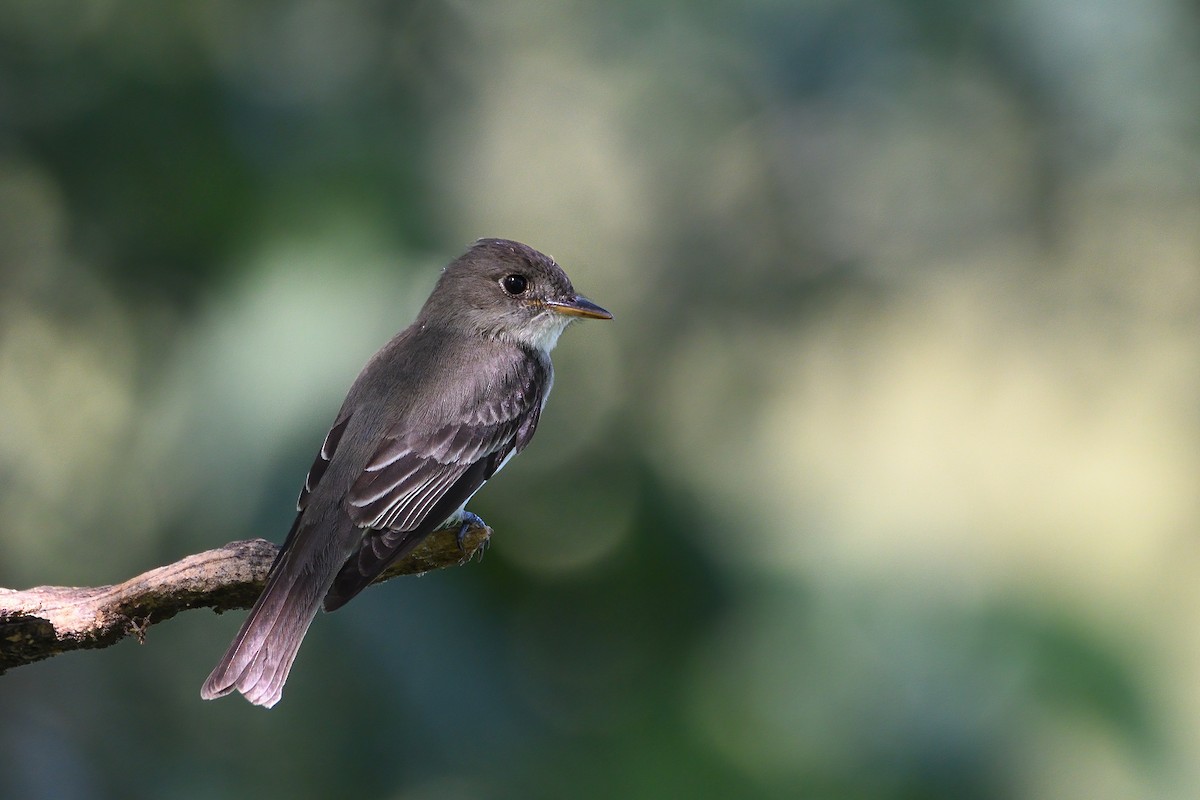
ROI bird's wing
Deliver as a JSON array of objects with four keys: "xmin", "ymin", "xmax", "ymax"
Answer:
[
  {"xmin": 346, "ymin": 405, "xmax": 532, "ymax": 531},
  {"xmin": 260, "ymin": 411, "xmax": 353, "ymax": 578},
  {"xmin": 323, "ymin": 356, "xmax": 547, "ymax": 609},
  {"xmin": 297, "ymin": 413, "xmax": 352, "ymax": 512}
]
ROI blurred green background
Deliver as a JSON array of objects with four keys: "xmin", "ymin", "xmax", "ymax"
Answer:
[{"xmin": 2, "ymin": 1, "xmax": 1198, "ymax": 798}]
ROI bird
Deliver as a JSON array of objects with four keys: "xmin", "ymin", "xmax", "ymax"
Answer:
[{"xmin": 200, "ymin": 238, "xmax": 611, "ymax": 707}]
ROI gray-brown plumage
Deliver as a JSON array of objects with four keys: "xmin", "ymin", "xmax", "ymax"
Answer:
[{"xmin": 200, "ymin": 239, "xmax": 611, "ymax": 707}]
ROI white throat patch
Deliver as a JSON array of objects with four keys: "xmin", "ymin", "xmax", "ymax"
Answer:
[{"xmin": 514, "ymin": 311, "xmax": 572, "ymax": 354}]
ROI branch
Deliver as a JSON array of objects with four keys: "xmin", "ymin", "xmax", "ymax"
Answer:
[{"xmin": 0, "ymin": 522, "xmax": 491, "ymax": 673}]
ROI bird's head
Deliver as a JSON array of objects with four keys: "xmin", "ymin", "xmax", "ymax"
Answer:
[{"xmin": 421, "ymin": 238, "xmax": 612, "ymax": 352}]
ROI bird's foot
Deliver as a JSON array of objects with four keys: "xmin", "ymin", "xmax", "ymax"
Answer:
[{"xmin": 454, "ymin": 511, "xmax": 490, "ymax": 560}]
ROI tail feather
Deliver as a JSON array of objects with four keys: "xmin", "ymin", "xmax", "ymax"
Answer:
[
  {"xmin": 200, "ymin": 569, "xmax": 322, "ymax": 708},
  {"xmin": 201, "ymin": 521, "xmax": 349, "ymax": 708}
]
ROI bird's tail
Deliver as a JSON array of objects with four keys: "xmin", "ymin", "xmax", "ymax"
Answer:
[{"xmin": 200, "ymin": 522, "xmax": 344, "ymax": 708}]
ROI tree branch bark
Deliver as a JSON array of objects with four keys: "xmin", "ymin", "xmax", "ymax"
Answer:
[{"xmin": 0, "ymin": 522, "xmax": 491, "ymax": 673}]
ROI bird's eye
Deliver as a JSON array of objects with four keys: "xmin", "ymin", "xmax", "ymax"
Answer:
[{"xmin": 501, "ymin": 274, "xmax": 528, "ymax": 295}]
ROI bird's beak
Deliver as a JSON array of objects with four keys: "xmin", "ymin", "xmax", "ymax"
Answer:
[{"xmin": 543, "ymin": 295, "xmax": 613, "ymax": 320}]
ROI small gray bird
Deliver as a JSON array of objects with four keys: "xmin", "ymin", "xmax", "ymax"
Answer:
[{"xmin": 201, "ymin": 238, "xmax": 611, "ymax": 707}]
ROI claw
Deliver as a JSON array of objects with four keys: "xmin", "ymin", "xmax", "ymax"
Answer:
[{"xmin": 455, "ymin": 511, "xmax": 487, "ymax": 556}]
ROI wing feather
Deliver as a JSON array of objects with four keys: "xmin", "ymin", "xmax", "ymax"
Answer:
[
  {"xmin": 322, "ymin": 352, "xmax": 550, "ymax": 611},
  {"xmin": 297, "ymin": 414, "xmax": 351, "ymax": 511},
  {"xmin": 345, "ymin": 354, "xmax": 547, "ymax": 534},
  {"xmin": 347, "ymin": 425, "xmax": 511, "ymax": 531}
]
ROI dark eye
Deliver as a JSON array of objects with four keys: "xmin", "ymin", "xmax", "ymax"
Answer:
[{"xmin": 501, "ymin": 274, "xmax": 528, "ymax": 295}]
